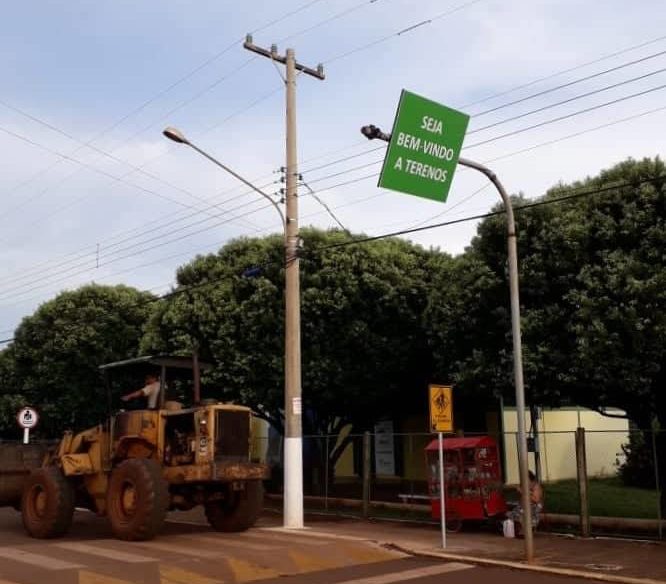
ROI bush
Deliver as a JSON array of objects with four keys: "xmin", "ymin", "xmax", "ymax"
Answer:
[{"xmin": 617, "ymin": 431, "xmax": 656, "ymax": 489}]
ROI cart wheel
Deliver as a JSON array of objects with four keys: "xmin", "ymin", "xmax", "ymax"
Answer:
[{"xmin": 445, "ymin": 512, "xmax": 463, "ymax": 533}]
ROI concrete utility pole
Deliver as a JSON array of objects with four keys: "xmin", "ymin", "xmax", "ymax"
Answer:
[{"xmin": 244, "ymin": 35, "xmax": 324, "ymax": 530}]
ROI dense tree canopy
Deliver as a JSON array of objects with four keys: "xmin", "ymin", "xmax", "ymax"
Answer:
[
  {"xmin": 0, "ymin": 156, "xmax": 662, "ymax": 496},
  {"xmin": 437, "ymin": 157, "xmax": 665, "ymax": 428},
  {"xmin": 2, "ymin": 284, "xmax": 155, "ymax": 436},
  {"xmin": 142, "ymin": 228, "xmax": 449, "ymax": 468}
]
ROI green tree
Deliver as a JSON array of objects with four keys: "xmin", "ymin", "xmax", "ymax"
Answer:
[
  {"xmin": 143, "ymin": 228, "xmax": 447, "ymax": 477},
  {"xmin": 0, "ymin": 346, "xmax": 26, "ymax": 439},
  {"xmin": 429, "ymin": 157, "xmax": 665, "ymax": 497},
  {"xmin": 9, "ymin": 284, "xmax": 155, "ymax": 436}
]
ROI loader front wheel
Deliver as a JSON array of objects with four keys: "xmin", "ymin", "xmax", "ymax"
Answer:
[
  {"xmin": 205, "ymin": 481, "xmax": 263, "ymax": 532},
  {"xmin": 21, "ymin": 467, "xmax": 75, "ymax": 539},
  {"xmin": 107, "ymin": 458, "xmax": 168, "ymax": 541}
]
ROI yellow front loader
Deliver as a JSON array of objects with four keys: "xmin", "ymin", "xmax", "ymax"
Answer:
[{"xmin": 19, "ymin": 356, "xmax": 269, "ymax": 540}]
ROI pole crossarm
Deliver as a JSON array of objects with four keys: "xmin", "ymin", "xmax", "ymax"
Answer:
[{"xmin": 244, "ymin": 35, "xmax": 325, "ymax": 80}]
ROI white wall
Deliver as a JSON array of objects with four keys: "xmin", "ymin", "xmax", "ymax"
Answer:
[{"xmin": 502, "ymin": 407, "xmax": 629, "ymax": 484}]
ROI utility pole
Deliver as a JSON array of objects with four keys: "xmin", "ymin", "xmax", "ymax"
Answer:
[{"xmin": 243, "ymin": 35, "xmax": 324, "ymax": 529}]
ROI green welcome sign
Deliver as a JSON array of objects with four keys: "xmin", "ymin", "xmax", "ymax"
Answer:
[{"xmin": 379, "ymin": 90, "xmax": 470, "ymax": 202}]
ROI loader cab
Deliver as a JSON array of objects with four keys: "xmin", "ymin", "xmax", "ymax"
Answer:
[
  {"xmin": 99, "ymin": 355, "xmax": 214, "ymax": 464},
  {"xmin": 100, "ymin": 354, "xmax": 210, "ymax": 412}
]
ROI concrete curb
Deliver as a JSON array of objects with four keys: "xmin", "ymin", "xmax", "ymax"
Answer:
[
  {"xmin": 391, "ymin": 545, "xmax": 666, "ymax": 584},
  {"xmin": 264, "ymin": 525, "xmax": 666, "ymax": 584}
]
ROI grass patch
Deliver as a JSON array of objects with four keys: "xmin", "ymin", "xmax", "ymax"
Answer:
[{"xmin": 543, "ymin": 477, "xmax": 660, "ymax": 519}]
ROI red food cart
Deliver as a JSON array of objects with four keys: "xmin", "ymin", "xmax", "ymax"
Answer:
[{"xmin": 425, "ymin": 436, "xmax": 507, "ymax": 531}]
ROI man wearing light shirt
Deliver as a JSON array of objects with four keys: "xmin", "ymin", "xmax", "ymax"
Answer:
[{"xmin": 121, "ymin": 373, "xmax": 161, "ymax": 409}]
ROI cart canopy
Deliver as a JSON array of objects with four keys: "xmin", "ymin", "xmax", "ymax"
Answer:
[{"xmin": 425, "ymin": 436, "xmax": 497, "ymax": 451}]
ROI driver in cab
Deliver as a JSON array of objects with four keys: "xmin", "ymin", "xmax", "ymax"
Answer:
[{"xmin": 121, "ymin": 373, "xmax": 161, "ymax": 409}]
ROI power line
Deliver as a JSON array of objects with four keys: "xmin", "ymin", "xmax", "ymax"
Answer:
[
  {"xmin": 297, "ymin": 81, "xmax": 666, "ymax": 190},
  {"xmin": 0, "ymin": 0, "xmax": 327, "ymax": 222},
  {"xmin": 0, "ymin": 198, "xmax": 276, "ymax": 305},
  {"xmin": 294, "ymin": 38, "xmax": 666, "ymax": 179},
  {"xmin": 0, "ymin": 122, "xmax": 266, "ymax": 249},
  {"xmin": 0, "ymin": 97, "xmax": 261, "ymax": 225},
  {"xmin": 3, "ymin": 13, "xmax": 658, "ymax": 276},
  {"xmin": 2, "ymin": 173, "xmax": 662, "ymax": 343},
  {"xmin": 462, "ymin": 34, "xmax": 666, "ymax": 110},
  {"xmin": 468, "ymin": 67, "xmax": 666, "ymax": 135},
  {"xmin": 0, "ymin": 174, "xmax": 280, "ymax": 289},
  {"xmin": 296, "ymin": 102, "xmax": 666, "ymax": 229},
  {"xmin": 2, "ymin": 84, "xmax": 664, "ymax": 311},
  {"xmin": 15, "ymin": 84, "xmax": 662, "ymax": 295},
  {"xmin": 465, "ymin": 82, "xmax": 666, "ymax": 150},
  {"xmin": 299, "ymin": 178, "xmax": 349, "ymax": 232},
  {"xmin": 312, "ymin": 175, "xmax": 665, "ymax": 251},
  {"xmin": 324, "ymin": 0, "xmax": 486, "ymax": 64},
  {"xmin": 473, "ymin": 49, "xmax": 666, "ymax": 118},
  {"xmin": 483, "ymin": 104, "xmax": 666, "ymax": 165},
  {"xmin": 280, "ymin": 0, "xmax": 389, "ymax": 44},
  {"xmin": 301, "ymin": 158, "xmax": 385, "ymax": 185},
  {"xmin": 0, "ymin": 1, "xmax": 366, "ymax": 245},
  {"xmin": 300, "ymin": 145, "xmax": 385, "ymax": 175},
  {"xmin": 0, "ymin": 141, "xmax": 372, "ymax": 287},
  {"xmin": 0, "ymin": 193, "xmax": 277, "ymax": 302}
]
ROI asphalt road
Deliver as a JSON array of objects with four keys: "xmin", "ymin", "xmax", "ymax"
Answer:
[{"xmin": 0, "ymin": 508, "xmax": 595, "ymax": 584}]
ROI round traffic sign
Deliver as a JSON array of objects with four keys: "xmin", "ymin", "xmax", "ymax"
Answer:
[{"xmin": 17, "ymin": 407, "xmax": 39, "ymax": 429}]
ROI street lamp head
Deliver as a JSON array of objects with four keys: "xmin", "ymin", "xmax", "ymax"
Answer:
[{"xmin": 163, "ymin": 127, "xmax": 189, "ymax": 145}]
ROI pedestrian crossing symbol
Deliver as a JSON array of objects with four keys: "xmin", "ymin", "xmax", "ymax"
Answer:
[
  {"xmin": 429, "ymin": 385, "xmax": 453, "ymax": 433},
  {"xmin": 17, "ymin": 407, "xmax": 39, "ymax": 429}
]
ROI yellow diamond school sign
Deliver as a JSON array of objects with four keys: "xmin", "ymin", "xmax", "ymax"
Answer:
[
  {"xmin": 379, "ymin": 90, "xmax": 469, "ymax": 203},
  {"xmin": 429, "ymin": 385, "xmax": 453, "ymax": 433}
]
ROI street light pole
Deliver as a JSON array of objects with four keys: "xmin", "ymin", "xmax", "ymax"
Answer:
[
  {"xmin": 162, "ymin": 127, "xmax": 285, "ymax": 231},
  {"xmin": 361, "ymin": 127, "xmax": 534, "ymax": 563},
  {"xmin": 457, "ymin": 156, "xmax": 534, "ymax": 562},
  {"xmin": 162, "ymin": 125, "xmax": 311, "ymax": 529}
]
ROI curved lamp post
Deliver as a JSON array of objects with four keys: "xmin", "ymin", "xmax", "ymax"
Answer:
[{"xmin": 163, "ymin": 127, "xmax": 285, "ymax": 230}]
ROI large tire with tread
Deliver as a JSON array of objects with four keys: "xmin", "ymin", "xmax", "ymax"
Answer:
[
  {"xmin": 107, "ymin": 458, "xmax": 168, "ymax": 541},
  {"xmin": 21, "ymin": 467, "xmax": 75, "ymax": 539},
  {"xmin": 205, "ymin": 481, "xmax": 263, "ymax": 532}
]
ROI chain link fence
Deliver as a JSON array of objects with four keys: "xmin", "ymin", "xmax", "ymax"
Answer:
[{"xmin": 257, "ymin": 428, "xmax": 663, "ymax": 538}]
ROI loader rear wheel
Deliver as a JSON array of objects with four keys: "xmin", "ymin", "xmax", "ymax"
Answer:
[
  {"xmin": 205, "ymin": 481, "xmax": 263, "ymax": 532},
  {"xmin": 107, "ymin": 458, "xmax": 168, "ymax": 541},
  {"xmin": 21, "ymin": 467, "xmax": 75, "ymax": 539}
]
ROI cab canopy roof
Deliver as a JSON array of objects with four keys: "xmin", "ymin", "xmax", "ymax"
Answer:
[
  {"xmin": 425, "ymin": 436, "xmax": 498, "ymax": 451},
  {"xmin": 98, "ymin": 355, "xmax": 212, "ymax": 371}
]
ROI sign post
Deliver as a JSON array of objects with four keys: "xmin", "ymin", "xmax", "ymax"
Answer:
[
  {"xmin": 378, "ymin": 90, "xmax": 469, "ymax": 203},
  {"xmin": 17, "ymin": 407, "xmax": 39, "ymax": 444},
  {"xmin": 429, "ymin": 384, "xmax": 453, "ymax": 549}
]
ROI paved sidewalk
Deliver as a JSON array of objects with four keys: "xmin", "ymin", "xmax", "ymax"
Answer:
[
  {"xmin": 291, "ymin": 516, "xmax": 666, "ymax": 583},
  {"xmin": 168, "ymin": 506, "xmax": 665, "ymax": 582}
]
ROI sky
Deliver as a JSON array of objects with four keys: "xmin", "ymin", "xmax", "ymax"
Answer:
[{"xmin": 0, "ymin": 0, "xmax": 664, "ymax": 338}]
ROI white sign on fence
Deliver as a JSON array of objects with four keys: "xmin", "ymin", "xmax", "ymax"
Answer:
[{"xmin": 374, "ymin": 420, "xmax": 396, "ymax": 476}]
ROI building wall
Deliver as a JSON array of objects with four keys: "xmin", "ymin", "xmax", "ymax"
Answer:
[{"xmin": 502, "ymin": 407, "xmax": 629, "ymax": 484}]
